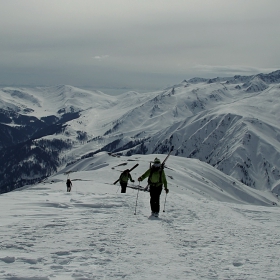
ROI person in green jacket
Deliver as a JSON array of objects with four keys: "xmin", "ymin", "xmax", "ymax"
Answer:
[
  {"xmin": 119, "ymin": 169, "xmax": 135, "ymax": 193},
  {"xmin": 138, "ymin": 158, "xmax": 169, "ymax": 217}
]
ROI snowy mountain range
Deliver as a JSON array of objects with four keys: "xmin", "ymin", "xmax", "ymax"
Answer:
[
  {"xmin": 1, "ymin": 70, "xmax": 280, "ymax": 196},
  {"xmin": 2, "ymin": 70, "xmax": 280, "ymax": 279}
]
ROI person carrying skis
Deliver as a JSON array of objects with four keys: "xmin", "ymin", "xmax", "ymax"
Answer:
[
  {"xmin": 138, "ymin": 157, "xmax": 169, "ymax": 217},
  {"xmin": 66, "ymin": 178, "xmax": 72, "ymax": 192},
  {"xmin": 119, "ymin": 169, "xmax": 135, "ymax": 193}
]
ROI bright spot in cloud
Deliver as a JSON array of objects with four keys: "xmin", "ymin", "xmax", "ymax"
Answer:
[{"xmin": 93, "ymin": 55, "xmax": 109, "ymax": 60}]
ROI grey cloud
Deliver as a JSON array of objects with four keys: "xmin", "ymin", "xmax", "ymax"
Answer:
[{"xmin": 0, "ymin": 0, "xmax": 280, "ymax": 91}]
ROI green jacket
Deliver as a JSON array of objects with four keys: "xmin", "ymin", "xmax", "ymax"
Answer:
[
  {"xmin": 140, "ymin": 168, "xmax": 167, "ymax": 189},
  {"xmin": 120, "ymin": 172, "xmax": 133, "ymax": 183}
]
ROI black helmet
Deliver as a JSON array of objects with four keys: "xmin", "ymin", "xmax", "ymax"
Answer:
[{"xmin": 154, "ymin": 158, "xmax": 161, "ymax": 164}]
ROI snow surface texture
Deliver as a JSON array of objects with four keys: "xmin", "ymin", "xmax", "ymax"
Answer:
[{"xmin": 1, "ymin": 152, "xmax": 280, "ymax": 279}]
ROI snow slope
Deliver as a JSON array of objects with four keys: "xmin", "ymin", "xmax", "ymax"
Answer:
[
  {"xmin": 1, "ymin": 152, "xmax": 280, "ymax": 279},
  {"xmin": 1, "ymin": 70, "xmax": 280, "ymax": 195},
  {"xmin": 0, "ymin": 85, "xmax": 116, "ymax": 117}
]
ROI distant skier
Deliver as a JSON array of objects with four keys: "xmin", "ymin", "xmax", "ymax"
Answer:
[
  {"xmin": 138, "ymin": 157, "xmax": 169, "ymax": 217},
  {"xmin": 119, "ymin": 169, "xmax": 135, "ymax": 193},
  {"xmin": 66, "ymin": 179, "xmax": 72, "ymax": 192}
]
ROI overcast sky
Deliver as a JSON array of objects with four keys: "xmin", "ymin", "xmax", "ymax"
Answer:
[{"xmin": 1, "ymin": 0, "xmax": 280, "ymax": 93}]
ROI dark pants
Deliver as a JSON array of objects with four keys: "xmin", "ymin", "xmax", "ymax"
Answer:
[
  {"xmin": 120, "ymin": 182, "xmax": 127, "ymax": 193},
  {"xmin": 149, "ymin": 185, "xmax": 163, "ymax": 213},
  {"xmin": 67, "ymin": 186, "xmax": 71, "ymax": 192}
]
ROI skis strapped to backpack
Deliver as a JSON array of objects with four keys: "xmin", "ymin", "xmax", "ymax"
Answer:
[
  {"xmin": 113, "ymin": 163, "xmax": 139, "ymax": 185},
  {"xmin": 161, "ymin": 145, "xmax": 174, "ymax": 169},
  {"xmin": 146, "ymin": 145, "xmax": 174, "ymax": 190}
]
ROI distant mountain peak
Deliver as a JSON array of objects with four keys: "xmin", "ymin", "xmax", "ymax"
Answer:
[
  {"xmin": 186, "ymin": 77, "xmax": 208, "ymax": 84},
  {"xmin": 255, "ymin": 70, "xmax": 280, "ymax": 83}
]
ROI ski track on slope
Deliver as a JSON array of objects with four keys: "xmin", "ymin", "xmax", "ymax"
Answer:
[
  {"xmin": 162, "ymin": 193, "xmax": 280, "ymax": 280},
  {"xmin": 1, "ymin": 184, "xmax": 280, "ymax": 279}
]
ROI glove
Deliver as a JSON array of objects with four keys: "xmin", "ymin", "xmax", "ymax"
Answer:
[
  {"xmin": 138, "ymin": 177, "xmax": 142, "ymax": 182},
  {"xmin": 165, "ymin": 188, "xmax": 169, "ymax": 194}
]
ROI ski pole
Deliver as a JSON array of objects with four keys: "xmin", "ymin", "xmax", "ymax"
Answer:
[
  {"xmin": 134, "ymin": 184, "xmax": 140, "ymax": 215},
  {"xmin": 116, "ymin": 184, "xmax": 120, "ymax": 193},
  {"xmin": 163, "ymin": 193, "xmax": 167, "ymax": 212}
]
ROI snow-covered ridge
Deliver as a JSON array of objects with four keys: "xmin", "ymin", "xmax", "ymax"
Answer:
[
  {"xmin": 1, "ymin": 70, "xmax": 280, "ymax": 195},
  {"xmin": 1, "ymin": 152, "xmax": 280, "ymax": 279},
  {"xmin": 56, "ymin": 152, "xmax": 277, "ymax": 206}
]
